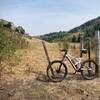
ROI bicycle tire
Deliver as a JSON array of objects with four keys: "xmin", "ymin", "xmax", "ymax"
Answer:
[
  {"xmin": 47, "ymin": 60, "xmax": 68, "ymax": 82},
  {"xmin": 81, "ymin": 60, "xmax": 99, "ymax": 80}
]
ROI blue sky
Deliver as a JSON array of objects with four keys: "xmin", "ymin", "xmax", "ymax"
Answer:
[{"xmin": 0, "ymin": 0, "xmax": 100, "ymax": 35}]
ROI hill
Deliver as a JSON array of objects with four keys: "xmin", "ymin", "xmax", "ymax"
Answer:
[{"xmin": 39, "ymin": 16, "xmax": 100, "ymax": 42}]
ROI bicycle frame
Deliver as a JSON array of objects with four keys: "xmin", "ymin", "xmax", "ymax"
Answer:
[{"xmin": 61, "ymin": 52, "xmax": 82, "ymax": 71}]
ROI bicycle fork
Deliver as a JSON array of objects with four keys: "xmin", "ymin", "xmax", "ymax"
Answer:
[{"xmin": 57, "ymin": 52, "xmax": 66, "ymax": 73}]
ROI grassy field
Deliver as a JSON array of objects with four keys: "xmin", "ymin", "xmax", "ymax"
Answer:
[{"xmin": 0, "ymin": 37, "xmax": 100, "ymax": 100}]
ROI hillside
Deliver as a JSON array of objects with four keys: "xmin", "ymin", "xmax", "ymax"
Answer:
[
  {"xmin": 39, "ymin": 16, "xmax": 100, "ymax": 42},
  {"xmin": 68, "ymin": 16, "xmax": 100, "ymax": 33}
]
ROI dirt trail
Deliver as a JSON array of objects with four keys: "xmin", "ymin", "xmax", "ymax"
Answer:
[{"xmin": 0, "ymin": 38, "xmax": 100, "ymax": 100}]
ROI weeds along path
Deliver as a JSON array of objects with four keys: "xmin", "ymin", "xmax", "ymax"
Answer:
[{"xmin": 0, "ymin": 38, "xmax": 100, "ymax": 100}]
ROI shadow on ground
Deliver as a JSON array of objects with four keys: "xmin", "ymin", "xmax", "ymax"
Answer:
[{"xmin": 36, "ymin": 71, "xmax": 84, "ymax": 83}]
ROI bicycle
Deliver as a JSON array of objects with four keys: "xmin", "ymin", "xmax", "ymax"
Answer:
[{"xmin": 47, "ymin": 49, "xmax": 99, "ymax": 82}]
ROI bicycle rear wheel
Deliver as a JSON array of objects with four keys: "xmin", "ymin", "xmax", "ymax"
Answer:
[
  {"xmin": 81, "ymin": 60, "xmax": 99, "ymax": 80},
  {"xmin": 47, "ymin": 60, "xmax": 68, "ymax": 82}
]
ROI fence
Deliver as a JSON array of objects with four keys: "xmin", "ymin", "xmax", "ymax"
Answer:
[
  {"xmin": 95, "ymin": 30, "xmax": 100, "ymax": 68},
  {"xmin": 80, "ymin": 31, "xmax": 100, "ymax": 70}
]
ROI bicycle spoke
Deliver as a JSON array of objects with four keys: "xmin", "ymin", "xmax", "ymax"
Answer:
[
  {"xmin": 47, "ymin": 60, "xmax": 67, "ymax": 82},
  {"xmin": 81, "ymin": 60, "xmax": 98, "ymax": 80}
]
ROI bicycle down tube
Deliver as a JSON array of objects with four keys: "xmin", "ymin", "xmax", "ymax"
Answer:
[{"xmin": 65, "ymin": 53, "xmax": 81, "ymax": 71}]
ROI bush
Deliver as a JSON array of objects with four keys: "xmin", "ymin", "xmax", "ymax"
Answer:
[
  {"xmin": 0, "ymin": 29, "xmax": 29, "ymax": 77},
  {"xmin": 0, "ymin": 31, "xmax": 15, "ymax": 60},
  {"xmin": 72, "ymin": 35, "xmax": 77, "ymax": 42},
  {"xmin": 0, "ymin": 31, "xmax": 16, "ymax": 77}
]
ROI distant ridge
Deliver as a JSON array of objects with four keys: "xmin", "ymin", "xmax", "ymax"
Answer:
[
  {"xmin": 39, "ymin": 16, "xmax": 100, "ymax": 42},
  {"xmin": 68, "ymin": 16, "xmax": 100, "ymax": 33}
]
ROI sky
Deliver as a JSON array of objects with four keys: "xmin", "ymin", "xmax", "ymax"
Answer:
[{"xmin": 0, "ymin": 0, "xmax": 100, "ymax": 36}]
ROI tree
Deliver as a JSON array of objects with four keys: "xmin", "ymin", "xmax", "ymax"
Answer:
[{"xmin": 72, "ymin": 35, "xmax": 77, "ymax": 42}]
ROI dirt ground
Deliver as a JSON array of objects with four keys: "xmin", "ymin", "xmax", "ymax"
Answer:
[
  {"xmin": 0, "ymin": 38, "xmax": 100, "ymax": 100},
  {"xmin": 0, "ymin": 73, "xmax": 100, "ymax": 100}
]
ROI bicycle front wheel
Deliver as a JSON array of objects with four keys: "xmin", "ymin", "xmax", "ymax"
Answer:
[
  {"xmin": 47, "ymin": 60, "xmax": 68, "ymax": 82},
  {"xmin": 81, "ymin": 60, "xmax": 99, "ymax": 80}
]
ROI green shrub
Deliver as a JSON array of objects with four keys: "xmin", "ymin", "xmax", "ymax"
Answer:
[
  {"xmin": 0, "ymin": 31, "xmax": 16, "ymax": 61},
  {"xmin": 0, "ymin": 29, "xmax": 29, "ymax": 77}
]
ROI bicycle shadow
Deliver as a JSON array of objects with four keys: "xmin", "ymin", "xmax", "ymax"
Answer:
[
  {"xmin": 36, "ymin": 72, "xmax": 49, "ymax": 82},
  {"xmin": 36, "ymin": 72, "xmax": 84, "ymax": 83},
  {"xmin": 66, "ymin": 72, "xmax": 84, "ymax": 80}
]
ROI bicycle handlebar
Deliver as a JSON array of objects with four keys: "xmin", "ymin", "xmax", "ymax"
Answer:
[{"xmin": 60, "ymin": 49, "xmax": 67, "ymax": 54}]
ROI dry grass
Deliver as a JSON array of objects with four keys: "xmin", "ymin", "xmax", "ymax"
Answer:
[{"xmin": 0, "ymin": 37, "xmax": 100, "ymax": 100}]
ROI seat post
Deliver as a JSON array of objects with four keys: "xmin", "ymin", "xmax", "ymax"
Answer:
[{"xmin": 88, "ymin": 39, "xmax": 91, "ymax": 60}]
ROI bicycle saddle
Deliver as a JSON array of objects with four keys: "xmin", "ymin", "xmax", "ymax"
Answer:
[{"xmin": 80, "ymin": 48, "xmax": 87, "ymax": 54}]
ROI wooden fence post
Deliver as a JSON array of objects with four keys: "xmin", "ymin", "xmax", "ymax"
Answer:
[
  {"xmin": 95, "ymin": 30, "xmax": 100, "ymax": 69},
  {"xmin": 42, "ymin": 41, "xmax": 51, "ymax": 64},
  {"xmin": 80, "ymin": 33, "xmax": 84, "ymax": 57}
]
